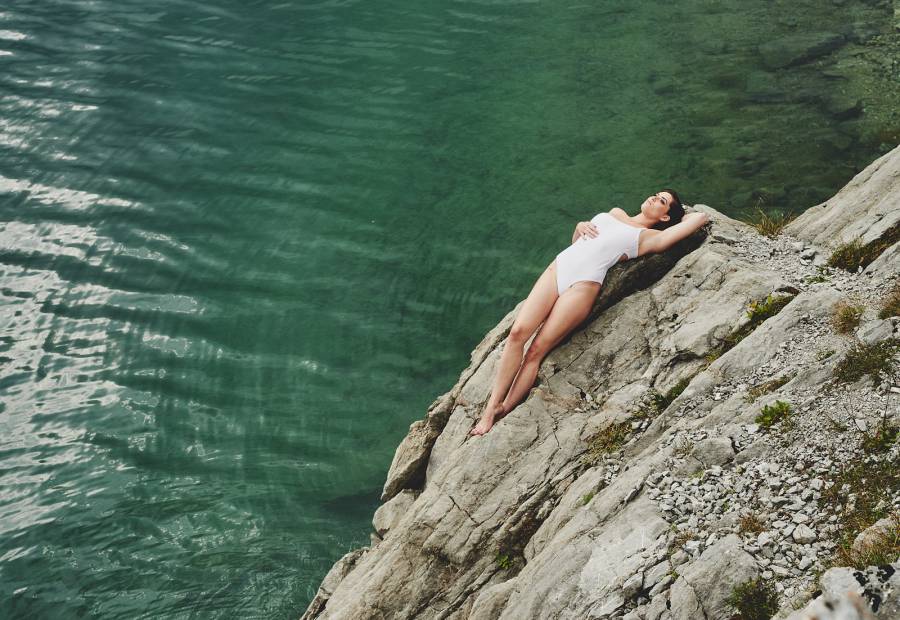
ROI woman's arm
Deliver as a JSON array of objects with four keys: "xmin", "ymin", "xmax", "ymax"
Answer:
[{"xmin": 643, "ymin": 212, "xmax": 710, "ymax": 254}]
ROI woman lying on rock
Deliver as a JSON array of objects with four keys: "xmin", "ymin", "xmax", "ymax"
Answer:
[{"xmin": 469, "ymin": 189, "xmax": 709, "ymax": 436}]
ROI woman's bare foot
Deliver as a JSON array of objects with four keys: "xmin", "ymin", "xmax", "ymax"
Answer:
[{"xmin": 469, "ymin": 403, "xmax": 506, "ymax": 436}]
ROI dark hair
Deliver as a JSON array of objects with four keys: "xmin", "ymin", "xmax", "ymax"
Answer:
[{"xmin": 650, "ymin": 188, "xmax": 684, "ymax": 230}]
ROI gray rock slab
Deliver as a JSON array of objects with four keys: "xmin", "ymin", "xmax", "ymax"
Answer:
[
  {"xmin": 856, "ymin": 319, "xmax": 895, "ymax": 346},
  {"xmin": 668, "ymin": 534, "xmax": 758, "ymax": 620},
  {"xmin": 469, "ymin": 579, "xmax": 518, "ymax": 620},
  {"xmin": 785, "ymin": 144, "xmax": 900, "ymax": 252}
]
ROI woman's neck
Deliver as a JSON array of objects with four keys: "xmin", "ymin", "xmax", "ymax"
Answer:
[{"xmin": 630, "ymin": 214, "xmax": 655, "ymax": 228}]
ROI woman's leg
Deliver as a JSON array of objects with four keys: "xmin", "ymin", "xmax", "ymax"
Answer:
[
  {"xmin": 500, "ymin": 282, "xmax": 599, "ymax": 414},
  {"xmin": 470, "ymin": 261, "xmax": 560, "ymax": 436}
]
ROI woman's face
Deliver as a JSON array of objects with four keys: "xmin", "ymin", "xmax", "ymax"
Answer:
[{"xmin": 641, "ymin": 191, "xmax": 674, "ymax": 221}]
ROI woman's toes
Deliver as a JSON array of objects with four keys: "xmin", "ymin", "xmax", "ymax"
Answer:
[{"xmin": 469, "ymin": 420, "xmax": 491, "ymax": 436}]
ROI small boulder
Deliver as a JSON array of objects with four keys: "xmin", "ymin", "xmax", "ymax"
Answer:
[
  {"xmin": 852, "ymin": 516, "xmax": 898, "ymax": 556},
  {"xmin": 373, "ymin": 489, "xmax": 418, "ymax": 537},
  {"xmin": 692, "ymin": 437, "xmax": 736, "ymax": 467},
  {"xmin": 856, "ymin": 319, "xmax": 894, "ymax": 346},
  {"xmin": 793, "ymin": 524, "xmax": 817, "ymax": 544}
]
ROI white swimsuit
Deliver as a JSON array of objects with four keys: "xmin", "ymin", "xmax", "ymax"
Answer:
[{"xmin": 554, "ymin": 212, "xmax": 645, "ymax": 295}]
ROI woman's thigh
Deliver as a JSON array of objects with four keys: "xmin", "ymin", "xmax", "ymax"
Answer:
[
  {"xmin": 528, "ymin": 282, "xmax": 599, "ymax": 356},
  {"xmin": 510, "ymin": 261, "xmax": 560, "ymax": 339}
]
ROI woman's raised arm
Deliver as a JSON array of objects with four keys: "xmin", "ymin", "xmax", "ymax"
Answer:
[{"xmin": 643, "ymin": 212, "xmax": 710, "ymax": 254}]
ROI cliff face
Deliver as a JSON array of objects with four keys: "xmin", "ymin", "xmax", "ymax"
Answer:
[{"xmin": 304, "ymin": 145, "xmax": 900, "ymax": 620}]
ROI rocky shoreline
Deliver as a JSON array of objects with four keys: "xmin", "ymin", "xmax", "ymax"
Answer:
[{"xmin": 302, "ymin": 145, "xmax": 900, "ymax": 620}]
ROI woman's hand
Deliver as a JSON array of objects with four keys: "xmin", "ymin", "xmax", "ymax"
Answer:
[{"xmin": 572, "ymin": 221, "xmax": 599, "ymax": 244}]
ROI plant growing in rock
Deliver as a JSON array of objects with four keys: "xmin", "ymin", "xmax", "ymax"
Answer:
[
  {"xmin": 878, "ymin": 282, "xmax": 900, "ymax": 319},
  {"xmin": 815, "ymin": 348, "xmax": 835, "ymax": 361},
  {"xmin": 804, "ymin": 265, "xmax": 831, "ymax": 284},
  {"xmin": 704, "ymin": 350, "xmax": 721, "ymax": 365},
  {"xmin": 755, "ymin": 400, "xmax": 792, "ymax": 430},
  {"xmin": 861, "ymin": 416, "xmax": 899, "ymax": 454},
  {"xmin": 828, "ymin": 239, "xmax": 868, "ymax": 271},
  {"xmin": 632, "ymin": 391, "xmax": 665, "ymax": 421},
  {"xmin": 495, "ymin": 553, "xmax": 511, "ymax": 570},
  {"xmin": 583, "ymin": 421, "xmax": 631, "ymax": 464},
  {"xmin": 835, "ymin": 514, "xmax": 900, "ymax": 569},
  {"xmin": 738, "ymin": 514, "xmax": 767, "ymax": 535},
  {"xmin": 668, "ymin": 528, "xmax": 696, "ymax": 556},
  {"xmin": 820, "ymin": 454, "xmax": 900, "ymax": 570},
  {"xmin": 661, "ymin": 377, "xmax": 691, "ymax": 408},
  {"xmin": 673, "ymin": 436, "xmax": 693, "ymax": 458},
  {"xmin": 746, "ymin": 294, "xmax": 794, "ymax": 323},
  {"xmin": 580, "ymin": 492, "xmax": 594, "ymax": 506},
  {"xmin": 746, "ymin": 373, "xmax": 795, "ymax": 402},
  {"xmin": 705, "ymin": 293, "xmax": 796, "ymax": 365},
  {"xmin": 726, "ymin": 577, "xmax": 779, "ymax": 620},
  {"xmin": 830, "ymin": 300, "xmax": 865, "ymax": 334},
  {"xmin": 832, "ymin": 338, "xmax": 900, "ymax": 387},
  {"xmin": 827, "ymin": 223, "xmax": 900, "ymax": 272},
  {"xmin": 633, "ymin": 377, "xmax": 693, "ymax": 420},
  {"xmin": 743, "ymin": 205, "xmax": 796, "ymax": 238}
]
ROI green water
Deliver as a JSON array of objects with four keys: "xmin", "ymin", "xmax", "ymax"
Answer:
[{"xmin": 0, "ymin": 0, "xmax": 897, "ymax": 617}]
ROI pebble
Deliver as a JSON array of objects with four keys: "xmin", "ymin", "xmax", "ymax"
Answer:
[{"xmin": 793, "ymin": 524, "xmax": 817, "ymax": 544}]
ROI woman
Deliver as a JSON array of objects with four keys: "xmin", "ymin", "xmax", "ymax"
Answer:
[{"xmin": 469, "ymin": 189, "xmax": 709, "ymax": 436}]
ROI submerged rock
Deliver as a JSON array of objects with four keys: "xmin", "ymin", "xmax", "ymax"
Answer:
[{"xmin": 758, "ymin": 32, "xmax": 847, "ymax": 70}]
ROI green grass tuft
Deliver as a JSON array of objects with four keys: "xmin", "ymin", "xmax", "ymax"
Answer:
[
  {"xmin": 583, "ymin": 422, "xmax": 631, "ymax": 464},
  {"xmin": 878, "ymin": 283, "xmax": 900, "ymax": 319},
  {"xmin": 804, "ymin": 265, "xmax": 831, "ymax": 284},
  {"xmin": 742, "ymin": 206, "xmax": 797, "ymax": 238},
  {"xmin": 633, "ymin": 378, "xmax": 693, "ymax": 420},
  {"xmin": 746, "ymin": 294, "xmax": 793, "ymax": 323},
  {"xmin": 727, "ymin": 578, "xmax": 779, "ymax": 620},
  {"xmin": 815, "ymin": 349, "xmax": 835, "ymax": 362},
  {"xmin": 705, "ymin": 294, "xmax": 795, "ymax": 365},
  {"xmin": 833, "ymin": 338, "xmax": 900, "ymax": 387},
  {"xmin": 828, "ymin": 223, "xmax": 900, "ymax": 272},
  {"xmin": 861, "ymin": 421, "xmax": 899, "ymax": 454},
  {"xmin": 755, "ymin": 400, "xmax": 792, "ymax": 430}
]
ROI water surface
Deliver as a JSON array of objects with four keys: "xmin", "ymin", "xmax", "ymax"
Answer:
[{"xmin": 1, "ymin": 0, "xmax": 897, "ymax": 617}]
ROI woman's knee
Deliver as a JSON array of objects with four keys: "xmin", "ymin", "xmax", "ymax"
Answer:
[{"xmin": 508, "ymin": 323, "xmax": 534, "ymax": 343}]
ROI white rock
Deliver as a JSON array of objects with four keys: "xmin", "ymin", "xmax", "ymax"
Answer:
[{"xmin": 793, "ymin": 524, "xmax": 816, "ymax": 544}]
